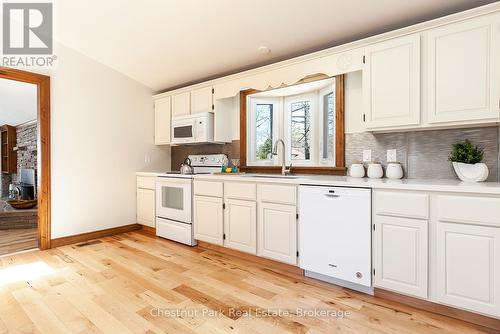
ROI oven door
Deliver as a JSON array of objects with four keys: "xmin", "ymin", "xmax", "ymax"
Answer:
[
  {"xmin": 155, "ymin": 177, "xmax": 192, "ymax": 223},
  {"xmin": 171, "ymin": 118, "xmax": 196, "ymax": 144}
]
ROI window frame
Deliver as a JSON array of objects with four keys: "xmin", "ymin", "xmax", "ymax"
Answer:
[
  {"xmin": 239, "ymin": 75, "xmax": 345, "ymax": 175},
  {"xmin": 247, "ymin": 97, "xmax": 280, "ymax": 166}
]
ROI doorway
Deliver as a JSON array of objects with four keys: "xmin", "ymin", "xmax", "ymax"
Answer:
[{"xmin": 0, "ymin": 67, "xmax": 51, "ymax": 253}]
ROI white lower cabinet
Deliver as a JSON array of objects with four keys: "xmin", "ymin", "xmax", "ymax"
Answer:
[
  {"xmin": 137, "ymin": 188, "xmax": 155, "ymax": 227},
  {"xmin": 374, "ymin": 215, "xmax": 428, "ymax": 298},
  {"xmin": 223, "ymin": 198, "xmax": 257, "ymax": 254},
  {"xmin": 257, "ymin": 202, "xmax": 297, "ymax": 265},
  {"xmin": 193, "ymin": 195, "xmax": 223, "ymax": 245},
  {"xmin": 436, "ymin": 222, "xmax": 500, "ymax": 316}
]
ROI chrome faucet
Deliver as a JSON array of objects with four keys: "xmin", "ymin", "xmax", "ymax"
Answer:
[{"xmin": 272, "ymin": 139, "xmax": 292, "ymax": 176}]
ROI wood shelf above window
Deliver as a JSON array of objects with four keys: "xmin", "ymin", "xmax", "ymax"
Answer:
[{"xmin": 0, "ymin": 125, "xmax": 17, "ymax": 174}]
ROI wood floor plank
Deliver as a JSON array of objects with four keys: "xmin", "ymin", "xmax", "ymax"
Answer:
[{"xmin": 0, "ymin": 231, "xmax": 494, "ymax": 334}]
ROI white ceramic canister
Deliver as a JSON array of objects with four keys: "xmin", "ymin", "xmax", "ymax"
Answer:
[
  {"xmin": 349, "ymin": 163, "xmax": 365, "ymax": 178},
  {"xmin": 367, "ymin": 162, "xmax": 383, "ymax": 179},
  {"xmin": 386, "ymin": 162, "xmax": 404, "ymax": 179}
]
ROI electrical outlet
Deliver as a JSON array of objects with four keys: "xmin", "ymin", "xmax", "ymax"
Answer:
[
  {"xmin": 362, "ymin": 149, "xmax": 372, "ymax": 162},
  {"xmin": 387, "ymin": 149, "xmax": 397, "ymax": 162}
]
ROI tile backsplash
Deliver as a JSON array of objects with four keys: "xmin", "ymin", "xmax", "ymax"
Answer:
[
  {"xmin": 170, "ymin": 126, "xmax": 500, "ymax": 181},
  {"xmin": 345, "ymin": 126, "xmax": 499, "ymax": 181},
  {"xmin": 170, "ymin": 141, "xmax": 240, "ymax": 171}
]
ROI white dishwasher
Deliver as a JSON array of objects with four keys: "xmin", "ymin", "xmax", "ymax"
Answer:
[{"xmin": 299, "ymin": 185, "xmax": 372, "ymax": 291}]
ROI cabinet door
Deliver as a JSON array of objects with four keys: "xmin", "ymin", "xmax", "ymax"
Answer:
[
  {"xmin": 436, "ymin": 222, "xmax": 500, "ymax": 316},
  {"xmin": 172, "ymin": 92, "xmax": 191, "ymax": 117},
  {"xmin": 224, "ymin": 199, "xmax": 257, "ymax": 254},
  {"xmin": 257, "ymin": 202, "xmax": 297, "ymax": 265},
  {"xmin": 427, "ymin": 14, "xmax": 500, "ymax": 124},
  {"xmin": 154, "ymin": 97, "xmax": 171, "ymax": 145},
  {"xmin": 363, "ymin": 34, "xmax": 421, "ymax": 129},
  {"xmin": 374, "ymin": 215, "xmax": 428, "ymax": 298},
  {"xmin": 137, "ymin": 188, "xmax": 155, "ymax": 227},
  {"xmin": 191, "ymin": 86, "xmax": 213, "ymax": 114},
  {"xmin": 193, "ymin": 195, "xmax": 223, "ymax": 245}
]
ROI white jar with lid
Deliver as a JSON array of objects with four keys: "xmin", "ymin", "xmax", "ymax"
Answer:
[
  {"xmin": 386, "ymin": 162, "xmax": 404, "ymax": 179},
  {"xmin": 367, "ymin": 162, "xmax": 383, "ymax": 179},
  {"xmin": 349, "ymin": 163, "xmax": 365, "ymax": 178}
]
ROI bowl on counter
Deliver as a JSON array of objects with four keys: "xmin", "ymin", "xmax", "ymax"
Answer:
[{"xmin": 7, "ymin": 199, "xmax": 37, "ymax": 209}]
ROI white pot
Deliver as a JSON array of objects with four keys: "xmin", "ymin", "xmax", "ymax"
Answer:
[
  {"xmin": 386, "ymin": 162, "xmax": 404, "ymax": 179},
  {"xmin": 367, "ymin": 163, "xmax": 383, "ymax": 179},
  {"xmin": 452, "ymin": 162, "xmax": 489, "ymax": 182},
  {"xmin": 349, "ymin": 163, "xmax": 365, "ymax": 178}
]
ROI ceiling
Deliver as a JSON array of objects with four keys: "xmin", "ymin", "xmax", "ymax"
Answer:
[
  {"xmin": 55, "ymin": 0, "xmax": 496, "ymax": 92},
  {"xmin": 0, "ymin": 79, "xmax": 37, "ymax": 126}
]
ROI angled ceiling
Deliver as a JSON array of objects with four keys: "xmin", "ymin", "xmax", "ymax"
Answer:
[
  {"xmin": 0, "ymin": 78, "xmax": 37, "ymax": 126},
  {"xmin": 55, "ymin": 0, "xmax": 496, "ymax": 92}
]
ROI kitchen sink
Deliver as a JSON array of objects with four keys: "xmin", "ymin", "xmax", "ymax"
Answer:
[{"xmin": 242, "ymin": 174, "xmax": 300, "ymax": 179}]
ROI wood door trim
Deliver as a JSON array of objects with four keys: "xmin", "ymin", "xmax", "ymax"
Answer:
[
  {"xmin": 374, "ymin": 288, "xmax": 500, "ymax": 333},
  {"xmin": 0, "ymin": 67, "xmax": 51, "ymax": 250},
  {"xmin": 51, "ymin": 224, "xmax": 142, "ymax": 248},
  {"xmin": 239, "ymin": 75, "xmax": 346, "ymax": 175}
]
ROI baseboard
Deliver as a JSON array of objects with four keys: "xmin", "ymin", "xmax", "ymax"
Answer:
[
  {"xmin": 196, "ymin": 241, "xmax": 304, "ymax": 276},
  {"xmin": 51, "ymin": 224, "xmax": 142, "ymax": 248},
  {"xmin": 140, "ymin": 225, "xmax": 156, "ymax": 237},
  {"xmin": 374, "ymin": 288, "xmax": 500, "ymax": 334}
]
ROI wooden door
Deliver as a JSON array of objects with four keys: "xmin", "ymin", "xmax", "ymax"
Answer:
[
  {"xmin": 193, "ymin": 195, "xmax": 223, "ymax": 245},
  {"xmin": 224, "ymin": 198, "xmax": 257, "ymax": 254}
]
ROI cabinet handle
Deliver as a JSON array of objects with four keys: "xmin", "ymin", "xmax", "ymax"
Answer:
[{"xmin": 328, "ymin": 264, "xmax": 337, "ymax": 268}]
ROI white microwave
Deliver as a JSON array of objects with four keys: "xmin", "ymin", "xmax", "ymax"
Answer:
[{"xmin": 171, "ymin": 112, "xmax": 214, "ymax": 144}]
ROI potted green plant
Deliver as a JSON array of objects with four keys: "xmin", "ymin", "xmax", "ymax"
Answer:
[{"xmin": 449, "ymin": 139, "xmax": 488, "ymax": 182}]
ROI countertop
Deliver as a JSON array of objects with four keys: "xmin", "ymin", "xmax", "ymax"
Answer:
[{"xmin": 136, "ymin": 171, "xmax": 500, "ymax": 195}]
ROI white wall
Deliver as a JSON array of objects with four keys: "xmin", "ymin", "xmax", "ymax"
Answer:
[{"xmin": 36, "ymin": 45, "xmax": 170, "ymax": 239}]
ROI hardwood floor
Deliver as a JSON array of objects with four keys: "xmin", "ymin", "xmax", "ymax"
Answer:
[
  {"xmin": 0, "ymin": 231, "xmax": 496, "ymax": 334},
  {"xmin": 0, "ymin": 228, "xmax": 38, "ymax": 256}
]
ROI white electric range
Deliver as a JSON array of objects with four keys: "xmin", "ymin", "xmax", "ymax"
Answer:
[{"xmin": 155, "ymin": 154, "xmax": 227, "ymax": 246}]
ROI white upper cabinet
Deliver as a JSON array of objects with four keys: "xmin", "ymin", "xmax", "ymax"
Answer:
[
  {"xmin": 154, "ymin": 96, "xmax": 171, "ymax": 145},
  {"xmin": 191, "ymin": 86, "xmax": 213, "ymax": 114},
  {"xmin": 363, "ymin": 34, "xmax": 421, "ymax": 130},
  {"xmin": 172, "ymin": 92, "xmax": 191, "ymax": 118},
  {"xmin": 426, "ymin": 14, "xmax": 500, "ymax": 124}
]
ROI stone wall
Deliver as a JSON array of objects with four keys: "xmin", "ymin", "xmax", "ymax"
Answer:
[{"xmin": 16, "ymin": 122, "xmax": 37, "ymax": 171}]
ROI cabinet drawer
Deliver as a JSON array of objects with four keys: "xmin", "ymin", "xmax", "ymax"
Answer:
[
  {"xmin": 257, "ymin": 184, "xmax": 296, "ymax": 205},
  {"xmin": 436, "ymin": 195, "xmax": 500, "ymax": 227},
  {"xmin": 375, "ymin": 190, "xmax": 429, "ymax": 219},
  {"xmin": 137, "ymin": 176, "xmax": 155, "ymax": 190},
  {"xmin": 194, "ymin": 180, "xmax": 223, "ymax": 197},
  {"xmin": 224, "ymin": 182, "xmax": 256, "ymax": 201}
]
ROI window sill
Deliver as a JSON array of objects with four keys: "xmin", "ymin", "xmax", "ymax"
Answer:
[{"xmin": 240, "ymin": 166, "xmax": 347, "ymax": 175}]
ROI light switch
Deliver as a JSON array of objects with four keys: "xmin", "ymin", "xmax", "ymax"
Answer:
[
  {"xmin": 387, "ymin": 149, "xmax": 397, "ymax": 162},
  {"xmin": 362, "ymin": 149, "xmax": 372, "ymax": 162},
  {"xmin": 144, "ymin": 154, "xmax": 151, "ymax": 164}
]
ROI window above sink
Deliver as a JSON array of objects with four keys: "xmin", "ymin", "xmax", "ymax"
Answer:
[{"xmin": 241, "ymin": 75, "xmax": 346, "ymax": 175}]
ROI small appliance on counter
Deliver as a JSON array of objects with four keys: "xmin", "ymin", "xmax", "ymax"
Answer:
[{"xmin": 155, "ymin": 154, "xmax": 227, "ymax": 246}]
